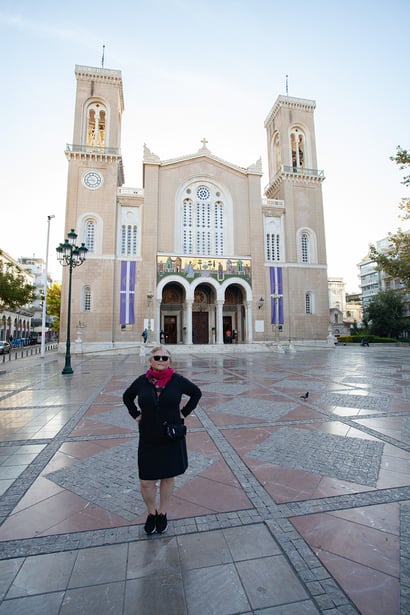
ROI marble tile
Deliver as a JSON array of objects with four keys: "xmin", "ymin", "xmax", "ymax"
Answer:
[
  {"xmin": 124, "ymin": 574, "xmax": 185, "ymax": 615},
  {"xmin": 6, "ymin": 551, "xmax": 77, "ymax": 597},
  {"xmin": 319, "ymin": 551, "xmax": 399, "ymax": 615},
  {"xmin": 177, "ymin": 530, "xmax": 232, "ymax": 569},
  {"xmin": 127, "ymin": 537, "xmax": 180, "ymax": 579},
  {"xmin": 291, "ymin": 512, "xmax": 399, "ymax": 577},
  {"xmin": 183, "ymin": 563, "xmax": 250, "ymax": 615},
  {"xmin": 60, "ymin": 582, "xmax": 125, "ymax": 615},
  {"xmin": 223, "ymin": 523, "xmax": 281, "ymax": 560},
  {"xmin": 68, "ymin": 544, "xmax": 128, "ymax": 588},
  {"xmin": 236, "ymin": 555, "xmax": 308, "ymax": 609},
  {"xmin": 0, "ymin": 591, "xmax": 65, "ymax": 615}
]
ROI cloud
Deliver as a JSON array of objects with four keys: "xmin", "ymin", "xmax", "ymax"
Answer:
[{"xmin": 0, "ymin": 11, "xmax": 95, "ymax": 46}]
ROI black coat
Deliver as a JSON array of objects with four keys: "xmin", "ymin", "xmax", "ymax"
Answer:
[{"xmin": 123, "ymin": 373, "xmax": 202, "ymax": 480}]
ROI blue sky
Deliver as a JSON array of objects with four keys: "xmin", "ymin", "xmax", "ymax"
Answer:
[{"xmin": 1, "ymin": 0, "xmax": 409, "ymax": 291}]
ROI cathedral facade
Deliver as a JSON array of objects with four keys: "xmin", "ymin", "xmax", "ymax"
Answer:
[{"xmin": 61, "ymin": 64, "xmax": 329, "ymax": 350}]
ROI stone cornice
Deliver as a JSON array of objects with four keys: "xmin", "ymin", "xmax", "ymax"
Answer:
[
  {"xmin": 262, "ymin": 198, "xmax": 285, "ymax": 216},
  {"xmin": 65, "ymin": 150, "xmax": 122, "ymax": 164},
  {"xmin": 264, "ymin": 95, "xmax": 316, "ymax": 127},
  {"xmin": 75, "ymin": 65, "xmax": 124, "ymax": 111},
  {"xmin": 65, "ymin": 147, "xmax": 124, "ymax": 185},
  {"xmin": 162, "ymin": 150, "xmax": 247, "ymax": 174},
  {"xmin": 117, "ymin": 187, "xmax": 144, "ymax": 197},
  {"xmin": 262, "ymin": 206, "xmax": 285, "ymax": 216},
  {"xmin": 143, "ymin": 145, "xmax": 263, "ymax": 177},
  {"xmin": 264, "ymin": 168, "xmax": 324, "ymax": 198},
  {"xmin": 65, "ymin": 145, "xmax": 123, "ymax": 164}
]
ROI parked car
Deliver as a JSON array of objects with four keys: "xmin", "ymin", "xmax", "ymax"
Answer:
[
  {"xmin": 0, "ymin": 341, "xmax": 11, "ymax": 354},
  {"xmin": 11, "ymin": 338, "xmax": 29, "ymax": 347}
]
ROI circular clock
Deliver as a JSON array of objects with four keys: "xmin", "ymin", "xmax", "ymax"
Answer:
[{"xmin": 83, "ymin": 171, "xmax": 103, "ymax": 190}]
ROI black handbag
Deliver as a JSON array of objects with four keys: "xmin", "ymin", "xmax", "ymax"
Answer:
[{"xmin": 163, "ymin": 421, "xmax": 187, "ymax": 441}]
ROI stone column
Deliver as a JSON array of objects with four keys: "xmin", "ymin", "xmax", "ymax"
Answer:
[
  {"xmin": 155, "ymin": 299, "xmax": 161, "ymax": 344},
  {"xmin": 216, "ymin": 300, "xmax": 224, "ymax": 344},
  {"xmin": 186, "ymin": 300, "xmax": 193, "ymax": 344},
  {"xmin": 246, "ymin": 300, "xmax": 252, "ymax": 343}
]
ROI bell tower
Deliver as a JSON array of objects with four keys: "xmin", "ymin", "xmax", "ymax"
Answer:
[
  {"xmin": 263, "ymin": 96, "xmax": 329, "ymax": 340},
  {"xmin": 61, "ymin": 65, "xmax": 125, "ymax": 348}
]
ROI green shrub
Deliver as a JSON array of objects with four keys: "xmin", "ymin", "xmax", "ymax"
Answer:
[{"xmin": 337, "ymin": 335, "xmax": 399, "ymax": 344}]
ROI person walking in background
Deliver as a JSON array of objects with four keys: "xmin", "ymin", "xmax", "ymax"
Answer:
[
  {"xmin": 141, "ymin": 328, "xmax": 148, "ymax": 343},
  {"xmin": 123, "ymin": 346, "xmax": 202, "ymax": 534}
]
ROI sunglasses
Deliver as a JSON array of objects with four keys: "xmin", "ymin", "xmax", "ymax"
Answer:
[{"xmin": 152, "ymin": 355, "xmax": 170, "ymax": 361}]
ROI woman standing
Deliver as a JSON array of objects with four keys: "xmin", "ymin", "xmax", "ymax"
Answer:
[{"xmin": 123, "ymin": 346, "xmax": 202, "ymax": 534}]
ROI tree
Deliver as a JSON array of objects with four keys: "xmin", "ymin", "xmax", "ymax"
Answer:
[
  {"xmin": 391, "ymin": 145, "xmax": 410, "ymax": 187},
  {"xmin": 363, "ymin": 291, "xmax": 406, "ymax": 338},
  {"xmin": 0, "ymin": 255, "xmax": 36, "ymax": 311},
  {"xmin": 369, "ymin": 146, "xmax": 410, "ymax": 290},
  {"xmin": 46, "ymin": 283, "xmax": 61, "ymax": 333}
]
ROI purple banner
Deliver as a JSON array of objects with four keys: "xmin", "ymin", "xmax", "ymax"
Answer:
[
  {"xmin": 269, "ymin": 267, "xmax": 284, "ymax": 325},
  {"xmin": 120, "ymin": 261, "xmax": 136, "ymax": 325}
]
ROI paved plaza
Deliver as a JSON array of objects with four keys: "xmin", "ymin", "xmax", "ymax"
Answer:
[{"xmin": 0, "ymin": 344, "xmax": 409, "ymax": 614}]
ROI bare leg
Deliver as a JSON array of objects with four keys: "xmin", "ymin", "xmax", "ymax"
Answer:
[
  {"xmin": 158, "ymin": 477, "xmax": 175, "ymax": 514},
  {"xmin": 140, "ymin": 479, "xmax": 157, "ymax": 515}
]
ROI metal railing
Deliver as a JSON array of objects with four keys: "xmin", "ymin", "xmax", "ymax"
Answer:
[
  {"xmin": 261, "ymin": 198, "xmax": 285, "ymax": 208},
  {"xmin": 117, "ymin": 187, "xmax": 144, "ymax": 196},
  {"xmin": 264, "ymin": 165, "xmax": 325, "ymax": 193},
  {"xmin": 1, "ymin": 343, "xmax": 58, "ymax": 366},
  {"xmin": 282, "ymin": 165, "xmax": 324, "ymax": 178},
  {"xmin": 66, "ymin": 144, "xmax": 121, "ymax": 157}
]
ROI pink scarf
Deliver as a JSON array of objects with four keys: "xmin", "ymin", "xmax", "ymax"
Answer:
[{"xmin": 146, "ymin": 367, "xmax": 174, "ymax": 391}]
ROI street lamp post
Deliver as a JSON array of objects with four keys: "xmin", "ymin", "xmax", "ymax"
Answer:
[
  {"xmin": 56, "ymin": 229, "xmax": 88, "ymax": 375},
  {"xmin": 146, "ymin": 291, "xmax": 154, "ymax": 343},
  {"xmin": 41, "ymin": 215, "xmax": 55, "ymax": 358}
]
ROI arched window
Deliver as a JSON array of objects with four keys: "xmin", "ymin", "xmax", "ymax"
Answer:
[
  {"xmin": 273, "ymin": 132, "xmax": 281, "ymax": 176},
  {"xmin": 264, "ymin": 217, "xmax": 282, "ymax": 262},
  {"xmin": 182, "ymin": 185, "xmax": 224, "ymax": 256},
  {"xmin": 297, "ymin": 228, "xmax": 317, "ymax": 264},
  {"xmin": 214, "ymin": 201, "xmax": 224, "ymax": 255},
  {"xmin": 81, "ymin": 286, "xmax": 91, "ymax": 312},
  {"xmin": 290, "ymin": 128, "xmax": 305, "ymax": 169},
  {"xmin": 305, "ymin": 292, "xmax": 313, "ymax": 314},
  {"xmin": 182, "ymin": 198, "xmax": 193, "ymax": 254},
  {"xmin": 85, "ymin": 220, "xmax": 96, "ymax": 253},
  {"xmin": 121, "ymin": 225, "xmax": 138, "ymax": 256},
  {"xmin": 265, "ymin": 233, "xmax": 281, "ymax": 261},
  {"xmin": 86, "ymin": 102, "xmax": 106, "ymax": 149},
  {"xmin": 301, "ymin": 232, "xmax": 309, "ymax": 263}
]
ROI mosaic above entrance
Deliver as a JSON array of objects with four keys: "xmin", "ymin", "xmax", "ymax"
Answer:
[{"xmin": 157, "ymin": 256, "xmax": 252, "ymax": 284}]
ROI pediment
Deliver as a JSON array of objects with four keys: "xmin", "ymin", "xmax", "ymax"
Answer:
[{"xmin": 143, "ymin": 143, "xmax": 262, "ymax": 176}]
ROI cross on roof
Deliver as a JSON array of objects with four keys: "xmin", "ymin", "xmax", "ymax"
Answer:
[{"xmin": 201, "ymin": 137, "xmax": 208, "ymax": 148}]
